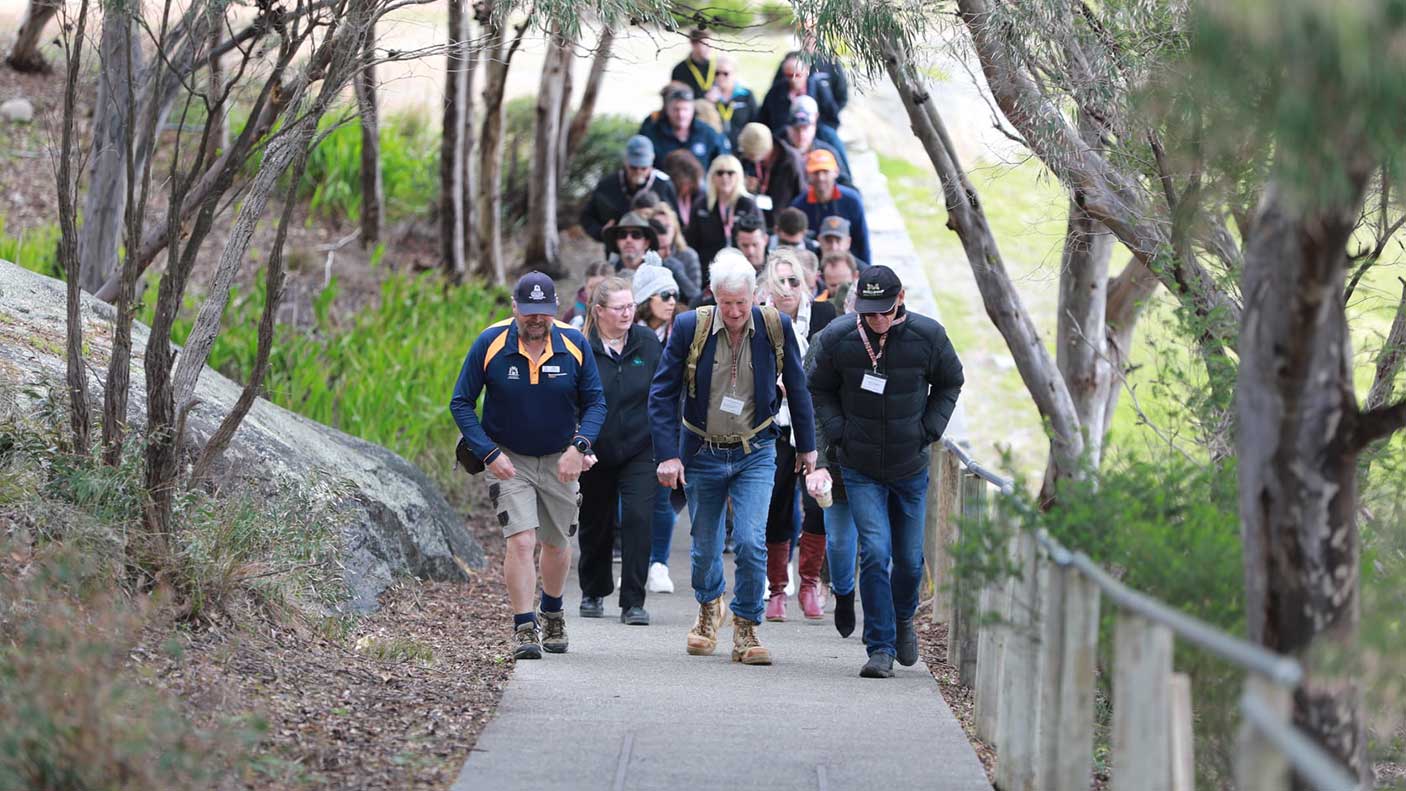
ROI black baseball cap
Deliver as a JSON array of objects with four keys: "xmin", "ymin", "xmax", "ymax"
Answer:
[
  {"xmin": 853, "ymin": 265, "xmax": 902, "ymax": 313},
  {"xmin": 514, "ymin": 271, "xmax": 558, "ymax": 315}
]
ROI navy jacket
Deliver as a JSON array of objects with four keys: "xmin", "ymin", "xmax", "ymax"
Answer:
[
  {"xmin": 790, "ymin": 184, "xmax": 870, "ymax": 266},
  {"xmin": 638, "ymin": 112, "xmax": 731, "ymax": 170},
  {"xmin": 648, "ymin": 307, "xmax": 816, "ymax": 465},
  {"xmin": 450, "ymin": 319, "xmax": 607, "ymax": 463}
]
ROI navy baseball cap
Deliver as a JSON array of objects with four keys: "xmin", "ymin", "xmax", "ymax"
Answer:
[
  {"xmin": 625, "ymin": 135, "xmax": 654, "ymax": 168},
  {"xmin": 514, "ymin": 271, "xmax": 558, "ymax": 315},
  {"xmin": 854, "ymin": 265, "xmax": 902, "ymax": 313}
]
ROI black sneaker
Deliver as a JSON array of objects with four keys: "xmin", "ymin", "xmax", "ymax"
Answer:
[
  {"xmin": 539, "ymin": 609, "xmax": 568, "ymax": 653},
  {"xmin": 512, "ymin": 622, "xmax": 542, "ymax": 660},
  {"xmin": 579, "ymin": 596, "xmax": 605, "ymax": 618},
  {"xmin": 833, "ymin": 591, "xmax": 856, "ymax": 638},
  {"xmin": 620, "ymin": 606, "xmax": 650, "ymax": 626},
  {"xmin": 896, "ymin": 618, "xmax": 918, "ymax": 666},
  {"xmin": 860, "ymin": 652, "xmax": 895, "ymax": 678}
]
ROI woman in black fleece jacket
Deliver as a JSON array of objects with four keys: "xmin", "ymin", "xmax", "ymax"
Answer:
[{"xmin": 576, "ymin": 277, "xmax": 665, "ymax": 625}]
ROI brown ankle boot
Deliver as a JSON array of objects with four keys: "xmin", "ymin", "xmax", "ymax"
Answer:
[
  {"xmin": 731, "ymin": 616, "xmax": 772, "ymax": 665},
  {"xmin": 797, "ymin": 532, "xmax": 827, "ymax": 620},
  {"xmin": 686, "ymin": 597, "xmax": 726, "ymax": 656},
  {"xmin": 765, "ymin": 540, "xmax": 790, "ymax": 622}
]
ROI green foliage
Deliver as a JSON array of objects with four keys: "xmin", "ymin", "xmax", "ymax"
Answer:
[
  {"xmin": 757, "ymin": 0, "xmax": 795, "ymax": 28},
  {"xmin": 300, "ymin": 109, "xmax": 440, "ymax": 225},
  {"xmin": 183, "ymin": 273, "xmax": 510, "ymax": 494},
  {"xmin": 502, "ymin": 101, "xmax": 640, "ymax": 229},
  {"xmin": 0, "ymin": 215, "xmax": 61, "ymax": 278},
  {"xmin": 670, "ymin": 0, "xmax": 756, "ymax": 31}
]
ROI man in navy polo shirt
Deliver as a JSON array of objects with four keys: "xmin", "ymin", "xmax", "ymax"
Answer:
[{"xmin": 451, "ymin": 272, "xmax": 608, "ymax": 660}]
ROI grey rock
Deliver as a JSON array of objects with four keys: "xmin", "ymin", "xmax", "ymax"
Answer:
[
  {"xmin": 0, "ymin": 260, "xmax": 483, "ymax": 611},
  {"xmin": 0, "ymin": 98, "xmax": 34, "ymax": 123}
]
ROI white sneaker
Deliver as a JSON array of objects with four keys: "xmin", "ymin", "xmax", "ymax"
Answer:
[{"xmin": 647, "ymin": 562, "xmax": 674, "ymax": 593}]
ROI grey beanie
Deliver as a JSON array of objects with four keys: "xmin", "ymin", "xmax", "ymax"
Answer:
[{"xmin": 632, "ymin": 264, "xmax": 679, "ymax": 304}]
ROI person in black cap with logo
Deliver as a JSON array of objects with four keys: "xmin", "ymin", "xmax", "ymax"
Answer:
[
  {"xmin": 450, "ymin": 272, "xmax": 608, "ymax": 661},
  {"xmin": 806, "ymin": 265, "xmax": 964, "ymax": 678},
  {"xmin": 581, "ymin": 135, "xmax": 680, "ymax": 251}
]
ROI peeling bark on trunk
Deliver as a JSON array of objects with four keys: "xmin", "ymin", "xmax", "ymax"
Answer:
[
  {"xmin": 523, "ymin": 27, "xmax": 568, "ymax": 277},
  {"xmin": 554, "ymin": 36, "xmax": 574, "ymax": 190},
  {"xmin": 441, "ymin": 0, "xmax": 467, "ymax": 279},
  {"xmin": 78, "ymin": 13, "xmax": 143, "ymax": 295},
  {"xmin": 462, "ymin": 29, "xmax": 478, "ymax": 274},
  {"xmin": 57, "ymin": 0, "xmax": 92, "ymax": 456},
  {"xmin": 1042, "ymin": 194, "xmax": 1114, "ymax": 500},
  {"xmin": 565, "ymin": 26, "xmax": 613, "ymax": 163},
  {"xmin": 1099, "ymin": 256, "xmax": 1159, "ymax": 432},
  {"xmin": 475, "ymin": 5, "xmax": 526, "ymax": 284},
  {"xmin": 5, "ymin": 0, "xmax": 61, "ymax": 73},
  {"xmin": 1364, "ymin": 278, "xmax": 1406, "ymax": 412},
  {"xmin": 882, "ymin": 42, "xmax": 1084, "ymax": 479},
  {"xmin": 1238, "ymin": 178, "xmax": 1371, "ymax": 784},
  {"xmin": 355, "ymin": 22, "xmax": 382, "ymax": 248}
]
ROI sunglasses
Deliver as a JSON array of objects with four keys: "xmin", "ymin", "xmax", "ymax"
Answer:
[
  {"xmin": 714, "ymin": 170, "xmax": 738, "ymax": 177},
  {"xmin": 861, "ymin": 306, "xmax": 900, "ymax": 318},
  {"xmin": 620, "ymin": 229, "xmax": 648, "ymax": 240},
  {"xmin": 780, "ymin": 276, "xmax": 802, "ymax": 288},
  {"xmin": 656, "ymin": 290, "xmax": 678, "ymax": 301},
  {"xmin": 784, "ymin": 71, "xmax": 803, "ymax": 79}
]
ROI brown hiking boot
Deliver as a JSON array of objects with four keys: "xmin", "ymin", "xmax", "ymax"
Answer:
[
  {"xmin": 731, "ymin": 616, "xmax": 772, "ymax": 665},
  {"xmin": 686, "ymin": 597, "xmax": 726, "ymax": 656}
]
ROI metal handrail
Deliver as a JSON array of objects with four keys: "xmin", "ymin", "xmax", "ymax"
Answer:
[
  {"xmin": 1241, "ymin": 692, "xmax": 1361, "ymax": 790},
  {"xmin": 939, "ymin": 439, "xmax": 1360, "ymax": 788}
]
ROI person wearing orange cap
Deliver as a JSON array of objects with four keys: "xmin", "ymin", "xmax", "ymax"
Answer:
[{"xmin": 789, "ymin": 148, "xmax": 870, "ymax": 265}]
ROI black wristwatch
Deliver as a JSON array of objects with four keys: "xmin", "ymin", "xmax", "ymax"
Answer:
[{"xmin": 571, "ymin": 437, "xmax": 591, "ymax": 455}]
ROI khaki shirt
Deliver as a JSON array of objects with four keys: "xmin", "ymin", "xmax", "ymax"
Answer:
[{"xmin": 705, "ymin": 309, "xmax": 755, "ymax": 439}]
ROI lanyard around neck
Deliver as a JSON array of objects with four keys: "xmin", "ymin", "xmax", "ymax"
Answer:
[{"xmin": 687, "ymin": 57, "xmax": 716, "ymax": 92}]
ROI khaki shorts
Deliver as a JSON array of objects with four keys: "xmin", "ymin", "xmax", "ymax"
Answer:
[{"xmin": 488, "ymin": 448, "xmax": 581, "ymax": 549}]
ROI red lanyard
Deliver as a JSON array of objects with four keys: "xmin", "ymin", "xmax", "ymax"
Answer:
[{"xmin": 857, "ymin": 315, "xmax": 886, "ymax": 371}]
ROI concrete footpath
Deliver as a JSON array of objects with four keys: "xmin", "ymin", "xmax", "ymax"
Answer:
[{"xmin": 451, "ymin": 510, "xmax": 992, "ymax": 791}]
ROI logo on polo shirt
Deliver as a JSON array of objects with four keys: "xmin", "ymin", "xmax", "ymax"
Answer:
[
  {"xmin": 692, "ymin": 143, "xmax": 705, "ymax": 157},
  {"xmin": 508, "ymin": 366, "xmax": 520, "ymax": 380},
  {"xmin": 530, "ymin": 284, "xmax": 545, "ymax": 300}
]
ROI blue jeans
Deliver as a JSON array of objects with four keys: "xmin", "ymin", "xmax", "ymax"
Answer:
[
  {"xmin": 685, "ymin": 440, "xmax": 777, "ymax": 623},
  {"xmin": 650, "ymin": 484, "xmax": 675, "ymax": 565},
  {"xmin": 841, "ymin": 466, "xmax": 929, "ymax": 658},
  {"xmin": 824, "ymin": 501, "xmax": 857, "ymax": 596}
]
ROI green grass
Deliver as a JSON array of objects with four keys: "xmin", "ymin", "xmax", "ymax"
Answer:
[
  {"xmin": 175, "ymin": 273, "xmax": 511, "ymax": 495},
  {"xmin": 0, "ymin": 215, "xmax": 61, "ymax": 277},
  {"xmin": 301, "ymin": 109, "xmax": 440, "ymax": 225}
]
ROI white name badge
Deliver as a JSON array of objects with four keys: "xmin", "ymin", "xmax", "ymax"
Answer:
[
  {"xmin": 755, "ymin": 194, "xmax": 774, "ymax": 211},
  {"xmin": 861, "ymin": 373, "xmax": 887, "ymax": 394},
  {"xmin": 542, "ymin": 365, "xmax": 561, "ymax": 373},
  {"xmin": 720, "ymin": 395, "xmax": 746, "ymax": 415}
]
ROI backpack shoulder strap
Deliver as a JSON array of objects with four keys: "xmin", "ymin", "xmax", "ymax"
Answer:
[
  {"xmin": 759, "ymin": 305, "xmax": 785, "ymax": 376},
  {"xmin": 685, "ymin": 306, "xmax": 715, "ymax": 399}
]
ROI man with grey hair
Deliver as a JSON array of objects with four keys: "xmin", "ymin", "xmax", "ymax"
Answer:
[{"xmin": 648, "ymin": 249, "xmax": 817, "ymax": 666}]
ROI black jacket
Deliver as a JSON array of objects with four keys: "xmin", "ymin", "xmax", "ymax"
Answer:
[
  {"xmin": 686, "ymin": 195, "xmax": 763, "ymax": 286},
  {"xmin": 588, "ymin": 325, "xmax": 665, "ymax": 467},
  {"xmin": 717, "ymin": 88, "xmax": 759, "ymax": 151},
  {"xmin": 807, "ymin": 308, "xmax": 964, "ymax": 482},
  {"xmin": 580, "ymin": 170, "xmax": 679, "ymax": 242}
]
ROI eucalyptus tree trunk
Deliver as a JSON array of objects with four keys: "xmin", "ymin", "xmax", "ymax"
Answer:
[
  {"xmin": 1237, "ymin": 175, "xmax": 1375, "ymax": 786},
  {"xmin": 475, "ymin": 3, "xmax": 526, "ymax": 284},
  {"xmin": 5, "ymin": 0, "xmax": 60, "ymax": 72},
  {"xmin": 523, "ymin": 27, "xmax": 569, "ymax": 277},
  {"xmin": 441, "ymin": 0, "xmax": 468, "ymax": 279},
  {"xmin": 565, "ymin": 26, "xmax": 614, "ymax": 163},
  {"xmin": 78, "ymin": 12, "xmax": 143, "ymax": 295},
  {"xmin": 354, "ymin": 22, "xmax": 383, "ymax": 247},
  {"xmin": 56, "ymin": 0, "xmax": 93, "ymax": 456}
]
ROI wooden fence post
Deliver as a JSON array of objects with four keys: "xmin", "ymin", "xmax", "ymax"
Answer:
[
  {"xmin": 928, "ymin": 448, "xmax": 962, "ymax": 629},
  {"xmin": 1235, "ymin": 675, "xmax": 1291, "ymax": 791},
  {"xmin": 973, "ymin": 514, "xmax": 1014, "ymax": 745},
  {"xmin": 923, "ymin": 445, "xmax": 945, "ymax": 608},
  {"xmin": 1112, "ymin": 613, "xmax": 1174, "ymax": 791},
  {"xmin": 995, "ymin": 530, "xmax": 1042, "ymax": 791},
  {"xmin": 951, "ymin": 472, "xmax": 986, "ymax": 687},
  {"xmin": 1038, "ymin": 564, "xmax": 1101, "ymax": 791},
  {"xmin": 1168, "ymin": 672, "xmax": 1195, "ymax": 791}
]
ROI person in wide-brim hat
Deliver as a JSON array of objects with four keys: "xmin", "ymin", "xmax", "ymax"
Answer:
[{"xmin": 604, "ymin": 211, "xmax": 660, "ymax": 255}]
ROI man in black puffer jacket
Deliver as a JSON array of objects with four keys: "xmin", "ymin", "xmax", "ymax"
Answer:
[{"xmin": 807, "ymin": 265, "xmax": 963, "ymax": 679}]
